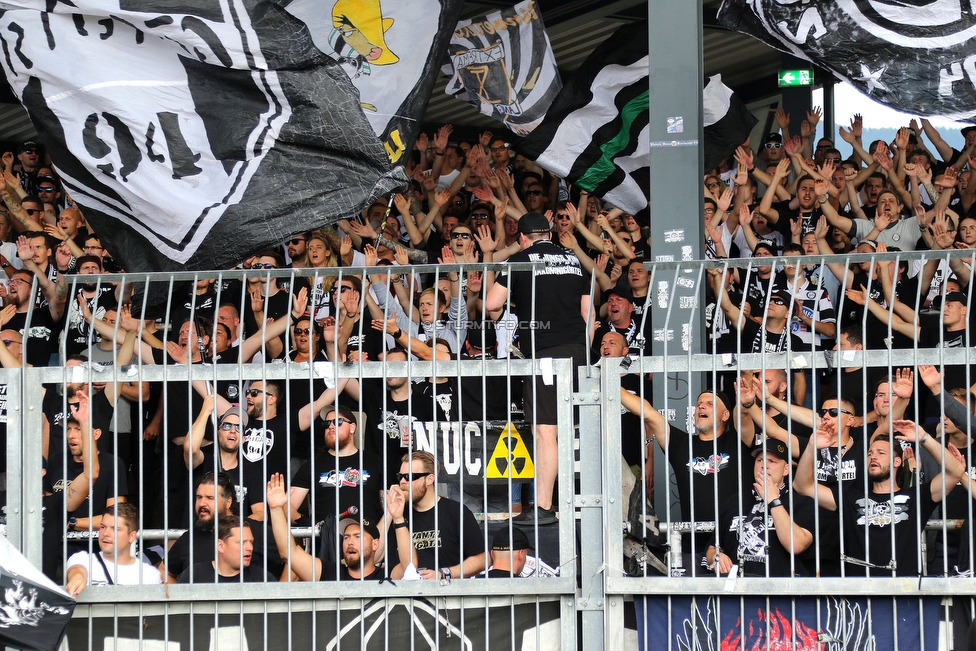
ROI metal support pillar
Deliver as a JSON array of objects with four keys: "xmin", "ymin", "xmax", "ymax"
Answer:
[
  {"xmin": 781, "ymin": 54, "xmax": 814, "ymax": 139},
  {"xmin": 647, "ymin": 1, "xmax": 705, "ymax": 520},
  {"xmin": 577, "ymin": 368, "xmax": 606, "ymax": 651}
]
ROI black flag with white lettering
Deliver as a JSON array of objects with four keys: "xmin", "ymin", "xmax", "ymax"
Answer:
[
  {"xmin": 0, "ymin": 1, "xmax": 405, "ymax": 273},
  {"xmin": 718, "ymin": 0, "xmax": 976, "ymax": 121},
  {"xmin": 0, "ymin": 535, "xmax": 74, "ymax": 651}
]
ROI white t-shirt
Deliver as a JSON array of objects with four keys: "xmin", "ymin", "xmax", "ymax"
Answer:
[{"xmin": 67, "ymin": 550, "xmax": 162, "ymax": 586}]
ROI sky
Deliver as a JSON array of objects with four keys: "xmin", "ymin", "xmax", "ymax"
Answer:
[{"xmin": 818, "ymin": 81, "xmax": 967, "ymax": 156}]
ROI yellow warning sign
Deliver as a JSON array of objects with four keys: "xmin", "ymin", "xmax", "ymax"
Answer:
[{"xmin": 486, "ymin": 423, "xmax": 535, "ymax": 479}]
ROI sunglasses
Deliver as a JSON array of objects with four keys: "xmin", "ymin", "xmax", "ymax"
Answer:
[
  {"xmin": 489, "ymin": 145, "xmax": 508, "ymax": 152},
  {"xmin": 770, "ymin": 297, "xmax": 788, "ymax": 306},
  {"xmin": 323, "ymin": 417, "xmax": 350, "ymax": 427},
  {"xmin": 334, "ymin": 285, "xmax": 354, "ymax": 294},
  {"xmin": 818, "ymin": 407, "xmax": 853, "ymax": 418},
  {"xmin": 245, "ymin": 388, "xmax": 270, "ymax": 398},
  {"xmin": 816, "ymin": 145, "xmax": 832, "ymax": 151},
  {"xmin": 524, "ymin": 190, "xmax": 544, "ymax": 197},
  {"xmin": 288, "ymin": 238, "xmax": 305, "ymax": 246},
  {"xmin": 705, "ymin": 182, "xmax": 720, "ymax": 189},
  {"xmin": 825, "ymin": 157, "xmax": 842, "ymax": 164},
  {"xmin": 396, "ymin": 471, "xmax": 433, "ymax": 482},
  {"xmin": 452, "ymin": 199, "xmax": 466, "ymax": 206},
  {"xmin": 452, "ymin": 232, "xmax": 472, "ymax": 240},
  {"xmin": 21, "ymin": 149, "xmax": 36, "ymax": 155},
  {"xmin": 219, "ymin": 422, "xmax": 241, "ymax": 432},
  {"xmin": 251, "ymin": 263, "xmax": 276, "ymax": 269},
  {"xmin": 2, "ymin": 339, "xmax": 19, "ymax": 346},
  {"xmin": 23, "ymin": 208, "xmax": 39, "ymax": 215},
  {"xmin": 294, "ymin": 327, "xmax": 310, "ymax": 335},
  {"xmin": 764, "ymin": 142, "xmax": 783, "ymax": 149},
  {"xmin": 470, "ymin": 213, "xmax": 490, "ymax": 219},
  {"xmin": 37, "ymin": 186, "xmax": 55, "ymax": 193}
]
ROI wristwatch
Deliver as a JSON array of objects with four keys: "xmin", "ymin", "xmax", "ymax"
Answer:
[
  {"xmin": 440, "ymin": 567, "xmax": 452, "ymax": 580},
  {"xmin": 767, "ymin": 498, "xmax": 783, "ymax": 514},
  {"xmin": 67, "ymin": 516, "xmax": 77, "ymax": 531}
]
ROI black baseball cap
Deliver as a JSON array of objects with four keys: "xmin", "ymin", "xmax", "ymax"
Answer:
[
  {"xmin": 765, "ymin": 133, "xmax": 783, "ymax": 144},
  {"xmin": 492, "ymin": 526, "xmax": 530, "ymax": 551},
  {"xmin": 219, "ymin": 406, "xmax": 249, "ymax": 429},
  {"xmin": 17, "ymin": 141, "xmax": 38, "ymax": 154},
  {"xmin": 752, "ymin": 440, "xmax": 790, "ymax": 462},
  {"xmin": 961, "ymin": 126, "xmax": 976, "ymax": 138},
  {"xmin": 339, "ymin": 515, "xmax": 380, "ymax": 540},
  {"xmin": 606, "ymin": 282, "xmax": 634, "ymax": 304},
  {"xmin": 944, "ymin": 291, "xmax": 967, "ymax": 304},
  {"xmin": 753, "ymin": 239, "xmax": 777, "ymax": 256},
  {"xmin": 698, "ymin": 389, "xmax": 734, "ymax": 413},
  {"xmin": 74, "ymin": 254, "xmax": 102, "ymax": 271},
  {"xmin": 517, "ymin": 212, "xmax": 551, "ymax": 235}
]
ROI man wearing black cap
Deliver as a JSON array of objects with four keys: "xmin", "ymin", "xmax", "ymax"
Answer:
[
  {"xmin": 481, "ymin": 527, "xmax": 529, "ymax": 577},
  {"xmin": 762, "ymin": 133, "xmax": 785, "ymax": 165},
  {"xmin": 713, "ymin": 267, "xmax": 803, "ymax": 357},
  {"xmin": 14, "ymin": 141, "xmax": 40, "ymax": 195},
  {"xmin": 591, "ymin": 283, "xmax": 648, "ymax": 361},
  {"xmin": 62, "ymin": 253, "xmax": 119, "ymax": 358},
  {"xmin": 485, "ymin": 211, "xmax": 593, "ymax": 525},
  {"xmin": 706, "ymin": 440, "xmax": 816, "ymax": 577}
]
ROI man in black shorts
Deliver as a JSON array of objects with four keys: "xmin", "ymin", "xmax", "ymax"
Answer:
[{"xmin": 485, "ymin": 211, "xmax": 593, "ymax": 525}]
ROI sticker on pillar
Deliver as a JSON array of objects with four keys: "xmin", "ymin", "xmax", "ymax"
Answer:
[
  {"xmin": 679, "ymin": 296, "xmax": 697, "ymax": 309},
  {"xmin": 681, "ymin": 323, "xmax": 692, "ymax": 351},
  {"xmin": 664, "ymin": 229, "xmax": 685, "ymax": 243},
  {"xmin": 658, "ymin": 408, "xmax": 676, "ymax": 421},
  {"xmin": 658, "ymin": 281, "xmax": 669, "ymax": 308},
  {"xmin": 656, "ymin": 254, "xmax": 675, "ymax": 262},
  {"xmin": 667, "ymin": 116, "xmax": 684, "ymax": 134},
  {"xmin": 681, "ymin": 246, "xmax": 694, "ymax": 261},
  {"xmin": 676, "ymin": 277, "xmax": 696, "ymax": 289},
  {"xmin": 653, "ymin": 328, "xmax": 674, "ymax": 342},
  {"xmin": 486, "ymin": 423, "xmax": 535, "ymax": 479}
]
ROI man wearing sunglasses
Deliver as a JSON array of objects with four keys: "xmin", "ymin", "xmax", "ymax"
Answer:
[
  {"xmin": 796, "ymin": 420, "xmax": 966, "ymax": 577},
  {"xmin": 285, "ymin": 234, "xmax": 308, "ymax": 268},
  {"xmin": 384, "ymin": 450, "xmax": 485, "ymax": 581},
  {"xmin": 761, "ymin": 133, "xmax": 785, "ymax": 164},
  {"xmin": 14, "ymin": 141, "xmax": 40, "ymax": 195},
  {"xmin": 288, "ymin": 406, "xmax": 382, "ymax": 528}
]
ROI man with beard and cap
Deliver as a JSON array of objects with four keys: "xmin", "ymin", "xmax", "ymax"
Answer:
[
  {"xmin": 159, "ymin": 472, "xmax": 235, "ymax": 583},
  {"xmin": 706, "ymin": 440, "xmax": 817, "ymax": 577},
  {"xmin": 630, "ymin": 386, "xmax": 755, "ymax": 574},
  {"xmin": 479, "ymin": 527, "xmax": 530, "ymax": 578},
  {"xmin": 266, "ymin": 473, "xmax": 416, "ymax": 581},
  {"xmin": 796, "ymin": 420, "xmax": 967, "ymax": 577},
  {"xmin": 61, "ymin": 254, "xmax": 119, "ymax": 358},
  {"xmin": 179, "ymin": 516, "xmax": 275, "ymax": 583},
  {"xmin": 184, "ymin": 397, "xmax": 255, "ymax": 510}
]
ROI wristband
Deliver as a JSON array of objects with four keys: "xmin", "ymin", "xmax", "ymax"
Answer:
[
  {"xmin": 818, "ymin": 196, "xmax": 828, "ymax": 204},
  {"xmin": 392, "ymin": 329, "xmax": 402, "ymax": 339},
  {"xmin": 434, "ymin": 150, "xmax": 445, "ymax": 156},
  {"xmin": 741, "ymin": 399, "xmax": 756, "ymax": 409},
  {"xmin": 918, "ymin": 431, "xmax": 928, "ymax": 445},
  {"xmin": 392, "ymin": 521, "xmax": 408, "ymax": 530},
  {"xmin": 767, "ymin": 498, "xmax": 783, "ymax": 513},
  {"xmin": 440, "ymin": 567, "xmax": 452, "ymax": 580}
]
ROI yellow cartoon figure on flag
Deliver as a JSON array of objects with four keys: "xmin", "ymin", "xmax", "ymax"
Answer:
[{"xmin": 329, "ymin": 0, "xmax": 399, "ymax": 81}]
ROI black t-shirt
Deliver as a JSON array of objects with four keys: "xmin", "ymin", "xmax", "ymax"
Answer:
[
  {"xmin": 61, "ymin": 287, "xmax": 117, "ymax": 358},
  {"xmin": 498, "ymin": 240, "xmax": 588, "ymax": 353},
  {"xmin": 739, "ymin": 319, "xmax": 804, "ymax": 355},
  {"xmin": 47, "ymin": 450, "xmax": 127, "ymax": 521},
  {"xmin": 178, "ymin": 561, "xmax": 276, "ymax": 583},
  {"xmin": 7, "ymin": 308, "xmax": 60, "ymax": 367},
  {"xmin": 832, "ymin": 483, "xmax": 936, "ymax": 577},
  {"xmin": 165, "ymin": 527, "xmax": 222, "ymax": 579},
  {"xmin": 168, "ymin": 287, "xmax": 219, "ymax": 333},
  {"xmin": 192, "ymin": 446, "xmax": 261, "ymax": 512},
  {"xmin": 241, "ymin": 408, "xmax": 304, "ymax": 482},
  {"xmin": 591, "ymin": 318, "xmax": 650, "ymax": 361},
  {"xmin": 338, "ymin": 565, "xmax": 385, "ymax": 581},
  {"xmin": 666, "ymin": 426, "xmax": 748, "ymax": 545},
  {"xmin": 714, "ymin": 489, "xmax": 817, "ymax": 577},
  {"xmin": 388, "ymin": 497, "xmax": 484, "ymax": 572},
  {"xmin": 414, "ymin": 379, "xmax": 460, "ymax": 422},
  {"xmin": 242, "ymin": 288, "xmax": 292, "ymax": 340},
  {"xmin": 769, "ymin": 204, "xmax": 822, "ymax": 239},
  {"xmin": 620, "ymin": 374, "xmax": 653, "ymax": 468},
  {"xmin": 357, "ymin": 381, "xmax": 436, "ymax": 485},
  {"xmin": 458, "ymin": 353, "xmax": 520, "ymax": 422},
  {"xmin": 291, "ymin": 449, "xmax": 384, "ymax": 523}
]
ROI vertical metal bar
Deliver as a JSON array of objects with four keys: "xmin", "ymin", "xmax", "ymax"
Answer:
[
  {"xmin": 554, "ymin": 357, "xmax": 577, "ymax": 651},
  {"xmin": 21, "ymin": 366, "xmax": 42, "ymax": 566},
  {"xmin": 601, "ymin": 366, "xmax": 625, "ymax": 649},
  {"xmin": 4, "ymin": 367, "xmax": 21, "ymax": 551},
  {"xmin": 577, "ymin": 363, "xmax": 605, "ymax": 650}
]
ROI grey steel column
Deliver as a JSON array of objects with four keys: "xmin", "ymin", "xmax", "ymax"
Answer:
[{"xmin": 647, "ymin": 1, "xmax": 705, "ymax": 519}]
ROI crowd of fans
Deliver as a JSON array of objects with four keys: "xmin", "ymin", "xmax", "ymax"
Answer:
[{"xmin": 4, "ymin": 111, "xmax": 976, "ymax": 638}]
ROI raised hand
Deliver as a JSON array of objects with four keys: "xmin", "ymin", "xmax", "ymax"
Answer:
[
  {"xmin": 891, "ymin": 419, "xmax": 922, "ymax": 444},
  {"xmin": 851, "ymin": 114, "xmax": 863, "ymax": 138},
  {"xmin": 474, "ymin": 224, "xmax": 497, "ymax": 253},
  {"xmin": 844, "ymin": 285, "xmax": 868, "ymax": 306},
  {"xmin": 739, "ymin": 203, "xmax": 753, "ymax": 228},
  {"xmin": 734, "ymin": 145, "xmax": 754, "ymax": 170},
  {"xmin": 15, "ymin": 235, "xmax": 31, "ymax": 262},
  {"xmin": 363, "ymin": 243, "xmax": 378, "ymax": 267},
  {"xmin": 806, "ymin": 106, "xmax": 822, "ymax": 127},
  {"xmin": 717, "ymin": 187, "xmax": 734, "ymax": 213},
  {"xmin": 775, "ymin": 108, "xmax": 790, "ymax": 130},
  {"xmin": 814, "ymin": 214, "xmax": 829, "ymax": 239},
  {"xmin": 892, "ymin": 367, "xmax": 914, "ymax": 399},
  {"xmin": 800, "ymin": 119, "xmax": 812, "ymax": 139},
  {"xmin": 393, "ymin": 193, "xmax": 410, "ymax": 217},
  {"xmin": 438, "ymin": 244, "xmax": 456, "ymax": 265},
  {"xmin": 904, "ymin": 162, "xmax": 918, "ymax": 178},
  {"xmin": 813, "ymin": 177, "xmax": 829, "ymax": 197},
  {"xmin": 479, "ymin": 131, "xmax": 493, "ymax": 148},
  {"xmin": 894, "ymin": 127, "xmax": 910, "ymax": 151},
  {"xmin": 266, "ymin": 473, "xmax": 288, "ymax": 510},
  {"xmin": 433, "ymin": 124, "xmax": 452, "ymax": 152},
  {"xmin": 291, "ymin": 286, "xmax": 309, "ymax": 319},
  {"xmin": 917, "ymin": 364, "xmax": 941, "ymax": 391},
  {"xmin": 415, "ymin": 133, "xmax": 429, "ymax": 153},
  {"xmin": 340, "ymin": 235, "xmax": 352, "ymax": 258}
]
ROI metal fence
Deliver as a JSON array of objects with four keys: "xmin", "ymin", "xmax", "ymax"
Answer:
[{"xmin": 3, "ymin": 252, "xmax": 976, "ymax": 650}]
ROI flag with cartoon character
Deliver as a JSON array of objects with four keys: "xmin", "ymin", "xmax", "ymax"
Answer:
[
  {"xmin": 0, "ymin": 1, "xmax": 406, "ymax": 274},
  {"xmin": 285, "ymin": 0, "xmax": 465, "ymax": 162}
]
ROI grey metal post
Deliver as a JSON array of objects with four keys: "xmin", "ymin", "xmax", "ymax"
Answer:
[
  {"xmin": 576, "ymin": 366, "xmax": 606, "ymax": 650},
  {"xmin": 21, "ymin": 368, "xmax": 43, "ymax": 566},
  {"xmin": 647, "ymin": 1, "xmax": 705, "ymax": 520},
  {"xmin": 4, "ymin": 368, "xmax": 22, "ymax": 551}
]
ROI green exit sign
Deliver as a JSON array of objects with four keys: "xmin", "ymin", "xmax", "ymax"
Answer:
[{"xmin": 778, "ymin": 69, "xmax": 813, "ymax": 87}]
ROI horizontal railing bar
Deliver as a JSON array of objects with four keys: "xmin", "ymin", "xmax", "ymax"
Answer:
[{"xmin": 605, "ymin": 576, "xmax": 976, "ymax": 596}]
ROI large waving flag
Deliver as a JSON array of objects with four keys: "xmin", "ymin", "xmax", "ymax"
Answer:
[
  {"xmin": 718, "ymin": 0, "xmax": 976, "ymax": 121},
  {"xmin": 444, "ymin": 0, "xmax": 562, "ymax": 136},
  {"xmin": 517, "ymin": 22, "xmax": 756, "ymax": 214},
  {"xmin": 285, "ymin": 0, "xmax": 464, "ymax": 162},
  {"xmin": 0, "ymin": 1, "xmax": 406, "ymax": 273},
  {"xmin": 0, "ymin": 534, "xmax": 74, "ymax": 651}
]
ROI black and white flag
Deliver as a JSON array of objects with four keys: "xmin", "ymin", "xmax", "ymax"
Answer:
[
  {"xmin": 284, "ymin": 0, "xmax": 464, "ymax": 163},
  {"xmin": 0, "ymin": 1, "xmax": 405, "ymax": 273},
  {"xmin": 516, "ymin": 21, "xmax": 648, "ymax": 214},
  {"xmin": 444, "ymin": 0, "xmax": 562, "ymax": 136},
  {"xmin": 0, "ymin": 535, "xmax": 74, "ymax": 651},
  {"xmin": 703, "ymin": 74, "xmax": 758, "ymax": 173},
  {"xmin": 718, "ymin": 0, "xmax": 976, "ymax": 121}
]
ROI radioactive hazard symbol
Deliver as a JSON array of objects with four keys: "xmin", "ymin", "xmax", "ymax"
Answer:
[{"xmin": 486, "ymin": 423, "xmax": 534, "ymax": 479}]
